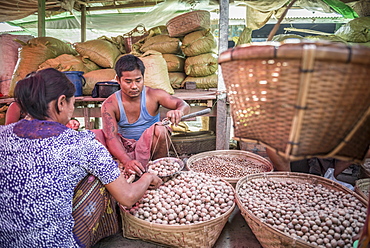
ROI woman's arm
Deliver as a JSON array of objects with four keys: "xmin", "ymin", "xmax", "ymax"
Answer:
[
  {"xmin": 105, "ymin": 172, "xmax": 162, "ymax": 207},
  {"xmin": 5, "ymin": 102, "xmax": 22, "ymax": 125}
]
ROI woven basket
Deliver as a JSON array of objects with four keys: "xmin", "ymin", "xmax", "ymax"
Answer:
[
  {"xmin": 186, "ymin": 150, "xmax": 273, "ymax": 186},
  {"xmin": 170, "ymin": 131, "xmax": 216, "ymax": 154},
  {"xmin": 218, "ymin": 41, "xmax": 370, "ymax": 164},
  {"xmin": 355, "ymin": 178, "xmax": 370, "ymax": 201},
  {"xmin": 235, "ymin": 172, "xmax": 368, "ymax": 248},
  {"xmin": 166, "ymin": 10, "xmax": 210, "ymax": 37},
  {"xmin": 353, "ymin": 0, "xmax": 370, "ymax": 17},
  {"xmin": 360, "ymin": 158, "xmax": 370, "ymax": 178},
  {"xmin": 120, "ymin": 177, "xmax": 235, "ymax": 248}
]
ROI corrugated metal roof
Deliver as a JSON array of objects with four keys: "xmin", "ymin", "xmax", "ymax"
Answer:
[{"xmin": 0, "ymin": 22, "xmax": 24, "ymax": 33}]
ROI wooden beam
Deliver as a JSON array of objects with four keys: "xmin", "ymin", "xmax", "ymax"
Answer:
[
  {"xmin": 38, "ymin": 0, "xmax": 46, "ymax": 37},
  {"xmin": 216, "ymin": 0, "xmax": 230, "ymax": 150},
  {"xmin": 81, "ymin": 4, "xmax": 86, "ymax": 42},
  {"xmin": 85, "ymin": 2, "xmax": 160, "ymax": 11}
]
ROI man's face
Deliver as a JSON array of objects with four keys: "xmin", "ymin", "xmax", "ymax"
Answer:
[{"xmin": 117, "ymin": 69, "xmax": 144, "ymax": 98}]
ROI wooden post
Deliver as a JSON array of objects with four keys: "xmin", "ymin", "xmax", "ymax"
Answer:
[
  {"xmin": 81, "ymin": 4, "xmax": 86, "ymax": 42},
  {"xmin": 38, "ymin": 0, "xmax": 46, "ymax": 37},
  {"xmin": 216, "ymin": 0, "xmax": 230, "ymax": 150}
]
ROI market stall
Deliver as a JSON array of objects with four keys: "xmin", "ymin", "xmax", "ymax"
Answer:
[{"xmin": 1, "ymin": 1, "xmax": 370, "ymax": 248}]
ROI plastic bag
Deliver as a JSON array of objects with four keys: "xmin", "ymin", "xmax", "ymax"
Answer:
[{"xmin": 324, "ymin": 168, "xmax": 354, "ymax": 191}]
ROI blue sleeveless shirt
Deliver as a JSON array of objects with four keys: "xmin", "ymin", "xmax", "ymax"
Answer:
[{"xmin": 115, "ymin": 86, "xmax": 160, "ymax": 140}]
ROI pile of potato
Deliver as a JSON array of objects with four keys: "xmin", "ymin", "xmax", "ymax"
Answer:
[
  {"xmin": 238, "ymin": 179, "xmax": 366, "ymax": 248},
  {"xmin": 127, "ymin": 171, "xmax": 235, "ymax": 225},
  {"xmin": 147, "ymin": 157, "xmax": 183, "ymax": 177},
  {"xmin": 189, "ymin": 155, "xmax": 271, "ymax": 178}
]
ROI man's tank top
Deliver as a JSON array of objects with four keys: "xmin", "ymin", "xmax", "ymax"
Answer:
[{"xmin": 115, "ymin": 86, "xmax": 160, "ymax": 140}]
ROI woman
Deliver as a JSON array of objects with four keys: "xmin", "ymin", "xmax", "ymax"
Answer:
[{"xmin": 0, "ymin": 68, "xmax": 162, "ymax": 248}]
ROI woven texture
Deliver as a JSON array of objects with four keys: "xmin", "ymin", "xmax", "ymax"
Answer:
[
  {"xmin": 166, "ymin": 10, "xmax": 210, "ymax": 37},
  {"xmin": 170, "ymin": 131, "xmax": 216, "ymax": 154},
  {"xmin": 120, "ymin": 183, "xmax": 235, "ymax": 247},
  {"xmin": 235, "ymin": 172, "xmax": 368, "ymax": 248},
  {"xmin": 218, "ymin": 41, "xmax": 370, "ymax": 163},
  {"xmin": 355, "ymin": 178, "xmax": 370, "ymax": 201},
  {"xmin": 186, "ymin": 150, "xmax": 273, "ymax": 185}
]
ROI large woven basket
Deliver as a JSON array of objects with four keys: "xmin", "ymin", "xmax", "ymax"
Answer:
[
  {"xmin": 120, "ymin": 175, "xmax": 236, "ymax": 248},
  {"xmin": 218, "ymin": 41, "xmax": 370, "ymax": 163},
  {"xmin": 360, "ymin": 158, "xmax": 370, "ymax": 178},
  {"xmin": 355, "ymin": 178, "xmax": 370, "ymax": 201},
  {"xmin": 235, "ymin": 172, "xmax": 368, "ymax": 248},
  {"xmin": 186, "ymin": 150, "xmax": 273, "ymax": 186},
  {"xmin": 166, "ymin": 10, "xmax": 210, "ymax": 37},
  {"xmin": 170, "ymin": 131, "xmax": 216, "ymax": 154}
]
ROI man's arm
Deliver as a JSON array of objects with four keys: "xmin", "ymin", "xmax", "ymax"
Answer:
[
  {"xmin": 155, "ymin": 89, "xmax": 190, "ymax": 125},
  {"xmin": 101, "ymin": 97, "xmax": 145, "ymax": 175}
]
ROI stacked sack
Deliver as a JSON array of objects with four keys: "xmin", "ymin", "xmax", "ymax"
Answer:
[
  {"xmin": 166, "ymin": 10, "xmax": 218, "ymax": 89},
  {"xmin": 73, "ymin": 37, "xmax": 122, "ymax": 95},
  {"xmin": 181, "ymin": 29, "xmax": 218, "ymax": 89},
  {"xmin": 8, "ymin": 37, "xmax": 77, "ymax": 97},
  {"xmin": 133, "ymin": 27, "xmax": 181, "ymax": 94},
  {"xmin": 0, "ymin": 34, "xmax": 33, "ymax": 97}
]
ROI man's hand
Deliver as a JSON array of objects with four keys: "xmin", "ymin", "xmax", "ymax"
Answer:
[
  {"xmin": 166, "ymin": 110, "xmax": 184, "ymax": 126},
  {"xmin": 124, "ymin": 159, "xmax": 146, "ymax": 176}
]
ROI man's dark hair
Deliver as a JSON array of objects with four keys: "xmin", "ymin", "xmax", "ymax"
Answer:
[
  {"xmin": 14, "ymin": 68, "xmax": 76, "ymax": 120},
  {"xmin": 115, "ymin": 54, "xmax": 145, "ymax": 79}
]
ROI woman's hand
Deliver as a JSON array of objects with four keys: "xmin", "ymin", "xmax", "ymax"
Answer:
[{"xmin": 147, "ymin": 173, "xmax": 162, "ymax": 189}]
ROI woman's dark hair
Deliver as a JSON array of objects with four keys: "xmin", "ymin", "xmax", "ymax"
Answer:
[
  {"xmin": 114, "ymin": 54, "xmax": 145, "ymax": 79},
  {"xmin": 14, "ymin": 68, "xmax": 76, "ymax": 120}
]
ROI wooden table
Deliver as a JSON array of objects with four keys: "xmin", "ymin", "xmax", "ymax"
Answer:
[{"xmin": 0, "ymin": 88, "xmax": 218, "ymax": 129}]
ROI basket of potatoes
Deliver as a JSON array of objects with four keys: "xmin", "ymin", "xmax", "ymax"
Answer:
[
  {"xmin": 146, "ymin": 157, "xmax": 184, "ymax": 178},
  {"xmin": 236, "ymin": 172, "xmax": 368, "ymax": 248},
  {"xmin": 120, "ymin": 171, "xmax": 235, "ymax": 248},
  {"xmin": 355, "ymin": 178, "xmax": 370, "ymax": 202},
  {"xmin": 186, "ymin": 150, "xmax": 273, "ymax": 187}
]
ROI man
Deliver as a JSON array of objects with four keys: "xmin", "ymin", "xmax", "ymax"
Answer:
[{"xmin": 94, "ymin": 54, "xmax": 190, "ymax": 176}]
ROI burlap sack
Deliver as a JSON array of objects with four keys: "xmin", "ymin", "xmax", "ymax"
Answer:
[
  {"xmin": 38, "ymin": 54, "xmax": 89, "ymax": 73},
  {"xmin": 162, "ymin": 54, "xmax": 185, "ymax": 72},
  {"xmin": 140, "ymin": 35, "xmax": 181, "ymax": 54},
  {"xmin": 74, "ymin": 39, "xmax": 121, "ymax": 68},
  {"xmin": 82, "ymin": 69, "xmax": 117, "ymax": 96},
  {"xmin": 184, "ymin": 53, "xmax": 218, "ymax": 77},
  {"xmin": 76, "ymin": 55, "xmax": 101, "ymax": 72},
  {"xmin": 9, "ymin": 37, "xmax": 77, "ymax": 97},
  {"xmin": 334, "ymin": 17, "xmax": 370, "ymax": 42},
  {"xmin": 139, "ymin": 50, "xmax": 174, "ymax": 94},
  {"xmin": 0, "ymin": 34, "xmax": 33, "ymax": 96},
  {"xmin": 181, "ymin": 29, "xmax": 217, "ymax": 57},
  {"xmin": 182, "ymin": 73, "xmax": 218, "ymax": 89},
  {"xmin": 169, "ymin": 72, "xmax": 186, "ymax": 89}
]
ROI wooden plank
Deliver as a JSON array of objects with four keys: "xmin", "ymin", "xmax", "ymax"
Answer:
[
  {"xmin": 81, "ymin": 4, "xmax": 86, "ymax": 42},
  {"xmin": 216, "ymin": 0, "xmax": 230, "ymax": 150},
  {"xmin": 38, "ymin": 0, "xmax": 45, "ymax": 37}
]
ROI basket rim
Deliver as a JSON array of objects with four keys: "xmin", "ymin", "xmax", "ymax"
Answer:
[
  {"xmin": 218, "ymin": 40, "xmax": 370, "ymax": 65},
  {"xmin": 186, "ymin": 150, "xmax": 273, "ymax": 182},
  {"xmin": 235, "ymin": 172, "xmax": 368, "ymax": 248},
  {"xmin": 121, "ymin": 201, "xmax": 236, "ymax": 231},
  {"xmin": 166, "ymin": 10, "xmax": 210, "ymax": 26},
  {"xmin": 355, "ymin": 178, "xmax": 370, "ymax": 201},
  {"xmin": 120, "ymin": 173, "xmax": 236, "ymax": 230}
]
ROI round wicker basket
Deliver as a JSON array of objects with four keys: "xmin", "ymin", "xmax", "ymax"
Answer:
[
  {"xmin": 355, "ymin": 178, "xmax": 370, "ymax": 201},
  {"xmin": 235, "ymin": 172, "xmax": 368, "ymax": 248},
  {"xmin": 120, "ymin": 173, "xmax": 236, "ymax": 247},
  {"xmin": 218, "ymin": 41, "xmax": 370, "ymax": 164},
  {"xmin": 186, "ymin": 150, "xmax": 273, "ymax": 186},
  {"xmin": 166, "ymin": 10, "xmax": 210, "ymax": 38}
]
